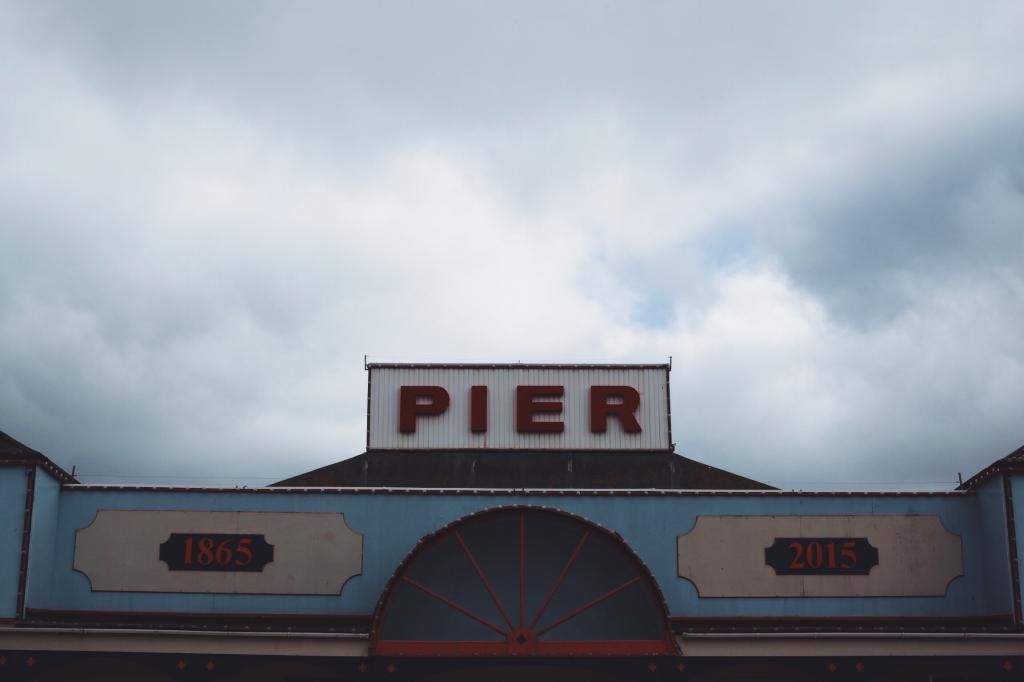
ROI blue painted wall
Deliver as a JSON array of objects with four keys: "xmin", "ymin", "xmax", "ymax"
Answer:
[
  {"xmin": 24, "ymin": 486, "xmax": 1011, "ymax": 620},
  {"xmin": 0, "ymin": 466, "xmax": 27, "ymax": 618},
  {"xmin": 26, "ymin": 467, "xmax": 61, "ymax": 611},
  {"xmin": 1012, "ymin": 473, "xmax": 1024, "ymax": 621},
  {"xmin": 975, "ymin": 477, "xmax": 1013, "ymax": 615}
]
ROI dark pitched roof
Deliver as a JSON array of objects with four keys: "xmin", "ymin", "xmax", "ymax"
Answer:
[
  {"xmin": 0, "ymin": 430, "xmax": 77, "ymax": 483},
  {"xmin": 274, "ymin": 449, "xmax": 774, "ymax": 490},
  {"xmin": 1005, "ymin": 444, "xmax": 1024, "ymax": 464},
  {"xmin": 958, "ymin": 443, "xmax": 1024, "ymax": 490}
]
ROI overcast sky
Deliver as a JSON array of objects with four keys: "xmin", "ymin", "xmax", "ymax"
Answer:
[{"xmin": 1, "ymin": 1, "xmax": 1022, "ymax": 488}]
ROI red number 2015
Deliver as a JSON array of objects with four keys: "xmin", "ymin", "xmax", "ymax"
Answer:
[{"xmin": 788, "ymin": 540, "xmax": 858, "ymax": 570}]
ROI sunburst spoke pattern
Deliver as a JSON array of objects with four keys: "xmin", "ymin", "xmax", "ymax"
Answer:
[{"xmin": 374, "ymin": 508, "xmax": 673, "ymax": 656}]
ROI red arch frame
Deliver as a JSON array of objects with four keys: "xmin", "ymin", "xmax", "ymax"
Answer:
[{"xmin": 369, "ymin": 505, "xmax": 678, "ymax": 657}]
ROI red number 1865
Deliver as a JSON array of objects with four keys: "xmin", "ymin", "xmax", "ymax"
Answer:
[
  {"xmin": 182, "ymin": 536, "xmax": 255, "ymax": 567},
  {"xmin": 159, "ymin": 533, "xmax": 274, "ymax": 572}
]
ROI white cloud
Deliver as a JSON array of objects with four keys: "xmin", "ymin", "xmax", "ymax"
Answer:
[{"xmin": 1, "ymin": 2, "xmax": 1022, "ymax": 487}]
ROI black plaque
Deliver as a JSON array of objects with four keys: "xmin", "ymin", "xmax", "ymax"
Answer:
[
  {"xmin": 765, "ymin": 537, "xmax": 878, "ymax": 576},
  {"xmin": 159, "ymin": 533, "xmax": 274, "ymax": 572}
]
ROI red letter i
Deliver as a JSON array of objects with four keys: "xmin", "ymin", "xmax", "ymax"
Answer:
[{"xmin": 470, "ymin": 386, "xmax": 488, "ymax": 433}]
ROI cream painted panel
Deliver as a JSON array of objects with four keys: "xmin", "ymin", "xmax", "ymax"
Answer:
[
  {"xmin": 74, "ymin": 511, "xmax": 362, "ymax": 594},
  {"xmin": 677, "ymin": 515, "xmax": 963, "ymax": 597}
]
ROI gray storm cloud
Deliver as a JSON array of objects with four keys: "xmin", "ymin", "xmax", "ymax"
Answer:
[{"xmin": 1, "ymin": 1, "xmax": 1022, "ymax": 487}]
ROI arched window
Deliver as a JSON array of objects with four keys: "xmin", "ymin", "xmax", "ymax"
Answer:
[{"xmin": 371, "ymin": 507, "xmax": 675, "ymax": 657}]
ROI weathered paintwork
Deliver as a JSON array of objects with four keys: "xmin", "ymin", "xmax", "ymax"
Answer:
[
  {"xmin": 15, "ymin": 483, "xmax": 1014, "ymax": 621},
  {"xmin": 975, "ymin": 476, "xmax": 1014, "ymax": 613},
  {"xmin": 1012, "ymin": 475, "xmax": 1024, "ymax": 614},
  {"xmin": 25, "ymin": 467, "xmax": 60, "ymax": 612},
  {"xmin": 0, "ymin": 466, "xmax": 28, "ymax": 618}
]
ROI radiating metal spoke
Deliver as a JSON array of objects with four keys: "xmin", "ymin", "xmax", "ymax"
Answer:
[
  {"xmin": 455, "ymin": 530, "xmax": 514, "ymax": 629},
  {"xmin": 530, "ymin": 530, "xmax": 590, "ymax": 629},
  {"xmin": 536, "ymin": 575, "xmax": 642, "ymax": 637},
  {"xmin": 400, "ymin": 576, "xmax": 509, "ymax": 636}
]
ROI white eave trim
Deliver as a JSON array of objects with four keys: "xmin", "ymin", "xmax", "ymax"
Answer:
[
  {"xmin": 679, "ymin": 632, "xmax": 1024, "ymax": 657},
  {"xmin": 4, "ymin": 627, "xmax": 1023, "ymax": 659},
  {"xmin": 0, "ymin": 627, "xmax": 369, "ymax": 658}
]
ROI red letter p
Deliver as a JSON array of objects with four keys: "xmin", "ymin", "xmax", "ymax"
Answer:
[{"xmin": 399, "ymin": 386, "xmax": 450, "ymax": 433}]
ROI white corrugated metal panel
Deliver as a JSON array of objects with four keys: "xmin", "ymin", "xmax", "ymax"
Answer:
[{"xmin": 367, "ymin": 365, "xmax": 670, "ymax": 450}]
